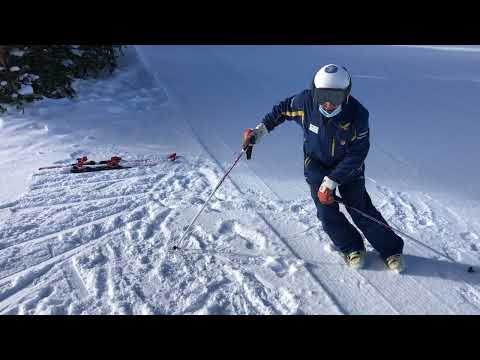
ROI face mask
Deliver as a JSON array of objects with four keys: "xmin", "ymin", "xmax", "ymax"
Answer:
[{"xmin": 319, "ymin": 104, "xmax": 342, "ymax": 118}]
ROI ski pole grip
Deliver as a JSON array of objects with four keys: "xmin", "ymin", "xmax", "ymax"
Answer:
[
  {"xmin": 242, "ymin": 128, "xmax": 255, "ymax": 160},
  {"xmin": 333, "ymin": 195, "xmax": 344, "ymax": 204}
]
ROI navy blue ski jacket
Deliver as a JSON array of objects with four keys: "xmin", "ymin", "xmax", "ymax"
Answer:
[{"xmin": 262, "ymin": 90, "xmax": 370, "ymax": 185}]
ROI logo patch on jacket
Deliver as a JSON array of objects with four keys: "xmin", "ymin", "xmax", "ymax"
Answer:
[{"xmin": 309, "ymin": 124, "xmax": 319, "ymax": 134}]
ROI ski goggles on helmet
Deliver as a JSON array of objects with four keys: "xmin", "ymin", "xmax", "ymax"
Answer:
[{"xmin": 312, "ymin": 88, "xmax": 349, "ymax": 107}]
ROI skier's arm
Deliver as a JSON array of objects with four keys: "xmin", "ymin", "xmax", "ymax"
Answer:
[
  {"xmin": 262, "ymin": 93, "xmax": 306, "ymax": 132},
  {"xmin": 327, "ymin": 106, "xmax": 370, "ymax": 186},
  {"xmin": 245, "ymin": 92, "xmax": 306, "ymax": 147}
]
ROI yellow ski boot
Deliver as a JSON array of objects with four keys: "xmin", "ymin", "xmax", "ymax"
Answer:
[
  {"xmin": 386, "ymin": 254, "xmax": 406, "ymax": 273},
  {"xmin": 345, "ymin": 251, "xmax": 365, "ymax": 269}
]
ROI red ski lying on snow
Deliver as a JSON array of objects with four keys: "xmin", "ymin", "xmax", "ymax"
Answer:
[{"xmin": 38, "ymin": 153, "xmax": 177, "ymax": 173}]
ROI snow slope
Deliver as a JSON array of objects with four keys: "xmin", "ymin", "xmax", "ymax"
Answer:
[{"xmin": 0, "ymin": 45, "xmax": 479, "ymax": 314}]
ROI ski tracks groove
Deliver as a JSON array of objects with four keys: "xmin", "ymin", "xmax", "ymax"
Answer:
[{"xmin": 0, "ymin": 166, "xmax": 172, "ymax": 312}]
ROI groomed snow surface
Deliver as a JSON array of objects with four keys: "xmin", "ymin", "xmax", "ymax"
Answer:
[{"xmin": 0, "ymin": 46, "xmax": 479, "ymax": 314}]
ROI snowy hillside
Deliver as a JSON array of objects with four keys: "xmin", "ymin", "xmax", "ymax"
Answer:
[{"xmin": 0, "ymin": 45, "xmax": 479, "ymax": 314}]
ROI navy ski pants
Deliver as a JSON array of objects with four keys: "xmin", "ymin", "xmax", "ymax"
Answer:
[{"xmin": 309, "ymin": 177, "xmax": 404, "ymax": 260}]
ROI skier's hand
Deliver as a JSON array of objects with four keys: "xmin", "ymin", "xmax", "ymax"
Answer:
[
  {"xmin": 242, "ymin": 128, "xmax": 255, "ymax": 149},
  {"xmin": 318, "ymin": 176, "xmax": 338, "ymax": 205},
  {"xmin": 242, "ymin": 128, "xmax": 255, "ymax": 160},
  {"xmin": 318, "ymin": 184, "xmax": 334, "ymax": 205},
  {"xmin": 242, "ymin": 123, "xmax": 268, "ymax": 149}
]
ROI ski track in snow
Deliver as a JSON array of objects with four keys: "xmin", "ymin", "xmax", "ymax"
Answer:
[
  {"xmin": 0, "ymin": 156, "xmax": 317, "ymax": 314},
  {"xmin": 1, "ymin": 47, "xmax": 480, "ymax": 314}
]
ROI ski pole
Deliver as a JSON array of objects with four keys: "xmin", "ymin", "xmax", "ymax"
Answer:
[
  {"xmin": 333, "ymin": 195, "xmax": 420, "ymax": 244},
  {"xmin": 172, "ymin": 148, "xmax": 247, "ymax": 250}
]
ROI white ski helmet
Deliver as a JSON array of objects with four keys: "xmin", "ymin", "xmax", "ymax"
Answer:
[{"xmin": 311, "ymin": 64, "xmax": 352, "ymax": 107}]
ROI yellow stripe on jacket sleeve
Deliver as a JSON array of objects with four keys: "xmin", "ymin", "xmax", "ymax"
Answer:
[
  {"xmin": 351, "ymin": 128, "xmax": 357, "ymax": 141},
  {"xmin": 281, "ymin": 111, "xmax": 305, "ymax": 127},
  {"xmin": 304, "ymin": 156, "xmax": 311, "ymax": 167}
]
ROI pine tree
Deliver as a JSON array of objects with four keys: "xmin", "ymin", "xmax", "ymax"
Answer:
[{"xmin": 0, "ymin": 45, "xmax": 125, "ymax": 113}]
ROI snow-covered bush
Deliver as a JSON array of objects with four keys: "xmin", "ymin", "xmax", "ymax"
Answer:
[{"xmin": 0, "ymin": 45, "xmax": 125, "ymax": 113}]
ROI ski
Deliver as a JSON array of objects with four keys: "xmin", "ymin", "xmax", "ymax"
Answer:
[
  {"xmin": 38, "ymin": 158, "xmax": 152, "ymax": 171},
  {"xmin": 38, "ymin": 153, "xmax": 176, "ymax": 171},
  {"xmin": 70, "ymin": 163, "xmax": 158, "ymax": 173}
]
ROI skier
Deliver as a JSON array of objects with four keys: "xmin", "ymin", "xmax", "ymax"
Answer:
[{"xmin": 243, "ymin": 64, "xmax": 405, "ymax": 272}]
